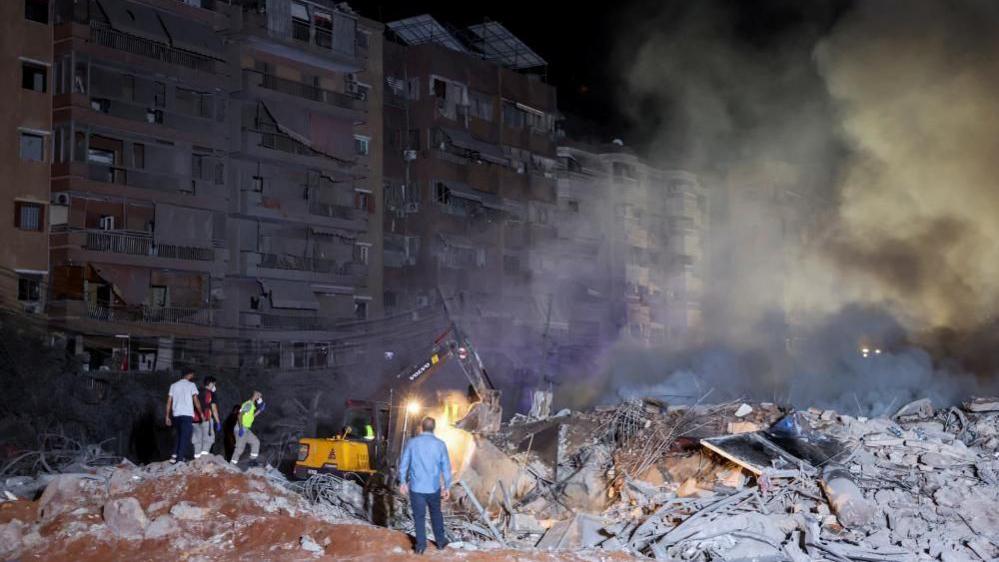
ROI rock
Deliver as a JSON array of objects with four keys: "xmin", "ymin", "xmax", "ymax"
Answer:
[
  {"xmin": 170, "ymin": 501, "xmax": 209, "ymax": 521},
  {"xmin": 103, "ymin": 497, "xmax": 149, "ymax": 539},
  {"xmin": 821, "ymin": 410, "xmax": 837, "ymax": 421},
  {"xmin": 108, "ymin": 467, "xmax": 140, "ymax": 495},
  {"xmin": 300, "ymin": 534, "xmax": 324, "ymax": 553},
  {"xmin": 734, "ymin": 403, "xmax": 753, "ymax": 418},
  {"xmin": 37, "ymin": 474, "xmax": 84, "ymax": 522},
  {"xmin": 0, "ymin": 520, "xmax": 25, "ymax": 557},
  {"xmin": 145, "ymin": 514, "xmax": 179, "ymax": 539},
  {"xmin": 21, "ymin": 530, "xmax": 42, "ymax": 548}
]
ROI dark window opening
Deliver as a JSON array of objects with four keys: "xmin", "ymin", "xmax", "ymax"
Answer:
[
  {"xmin": 18, "ymin": 277, "xmax": 41, "ymax": 302},
  {"xmin": 354, "ymin": 300, "xmax": 367, "ymax": 320},
  {"xmin": 21, "ymin": 62, "xmax": 46, "ymax": 92},
  {"xmin": 132, "ymin": 143, "xmax": 145, "ymax": 169},
  {"xmin": 568, "ymin": 200, "xmax": 580, "ymax": 213},
  {"xmin": 25, "ymin": 0, "xmax": 48, "ymax": 24},
  {"xmin": 435, "ymin": 182, "xmax": 450, "ymax": 205}
]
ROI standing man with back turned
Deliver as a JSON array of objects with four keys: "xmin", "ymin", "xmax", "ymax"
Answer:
[
  {"xmin": 399, "ymin": 416, "xmax": 452, "ymax": 553},
  {"xmin": 165, "ymin": 369, "xmax": 203, "ymax": 463}
]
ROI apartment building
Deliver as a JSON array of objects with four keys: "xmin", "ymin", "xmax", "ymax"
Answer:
[
  {"xmin": 380, "ymin": 16, "xmax": 563, "ymax": 402},
  {"xmin": 41, "ymin": 0, "xmax": 380, "ymax": 373},
  {"xmin": 1, "ymin": 0, "xmax": 53, "ymax": 313},
  {"xmin": 225, "ymin": 0, "xmax": 380, "ymax": 372},
  {"xmin": 557, "ymin": 141, "xmax": 707, "ymax": 349}
]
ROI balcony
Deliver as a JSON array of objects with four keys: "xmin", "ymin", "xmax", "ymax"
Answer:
[
  {"xmin": 87, "ymin": 300, "xmax": 216, "ymax": 326},
  {"xmin": 83, "ymin": 230, "xmax": 215, "ymax": 261},
  {"xmin": 309, "ymin": 201, "xmax": 366, "ymax": 222},
  {"xmin": 255, "ymin": 72, "xmax": 364, "ymax": 112},
  {"xmin": 89, "ymin": 21, "xmax": 220, "ymax": 74}
]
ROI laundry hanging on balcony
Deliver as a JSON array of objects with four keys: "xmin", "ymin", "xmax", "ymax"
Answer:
[
  {"xmin": 90, "ymin": 263, "xmax": 150, "ymax": 306},
  {"xmin": 154, "ymin": 204, "xmax": 213, "ymax": 249}
]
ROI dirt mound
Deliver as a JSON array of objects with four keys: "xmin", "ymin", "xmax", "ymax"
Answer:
[{"xmin": 0, "ymin": 456, "xmax": 634, "ymax": 562}]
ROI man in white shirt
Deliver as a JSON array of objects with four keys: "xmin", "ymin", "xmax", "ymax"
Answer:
[{"xmin": 165, "ymin": 369, "xmax": 203, "ymax": 463}]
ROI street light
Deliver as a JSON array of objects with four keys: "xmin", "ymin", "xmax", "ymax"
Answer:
[{"xmin": 401, "ymin": 399, "xmax": 421, "ymax": 451}]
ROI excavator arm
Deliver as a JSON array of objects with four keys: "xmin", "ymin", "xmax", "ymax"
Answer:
[{"xmin": 396, "ymin": 322, "xmax": 502, "ymax": 433}]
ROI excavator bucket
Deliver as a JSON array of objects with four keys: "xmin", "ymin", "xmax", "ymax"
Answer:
[{"xmin": 455, "ymin": 391, "xmax": 502, "ymax": 434}]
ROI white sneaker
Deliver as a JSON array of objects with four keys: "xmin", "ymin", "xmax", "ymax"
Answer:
[
  {"xmin": 230, "ymin": 459, "xmax": 238, "ymax": 464},
  {"xmin": 194, "ymin": 453, "xmax": 202, "ymax": 459}
]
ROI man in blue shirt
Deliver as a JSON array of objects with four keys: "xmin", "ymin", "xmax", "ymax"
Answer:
[{"xmin": 399, "ymin": 416, "xmax": 452, "ymax": 553}]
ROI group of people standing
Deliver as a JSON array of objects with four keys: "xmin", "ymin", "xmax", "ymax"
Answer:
[{"xmin": 165, "ymin": 369, "xmax": 265, "ymax": 466}]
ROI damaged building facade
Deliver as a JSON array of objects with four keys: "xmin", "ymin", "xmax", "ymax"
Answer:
[
  {"xmin": 2, "ymin": 2, "xmax": 706, "ymax": 383},
  {"xmin": 39, "ymin": 0, "xmax": 381, "ymax": 372}
]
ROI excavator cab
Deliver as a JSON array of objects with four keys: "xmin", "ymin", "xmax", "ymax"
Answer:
[{"xmin": 293, "ymin": 400, "xmax": 389, "ymax": 480}]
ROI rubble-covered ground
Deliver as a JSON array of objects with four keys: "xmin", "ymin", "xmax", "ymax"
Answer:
[{"xmin": 2, "ymin": 395, "xmax": 999, "ymax": 561}]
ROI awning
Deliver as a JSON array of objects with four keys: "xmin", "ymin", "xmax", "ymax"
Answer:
[
  {"xmin": 260, "ymin": 101, "xmax": 312, "ymax": 147},
  {"xmin": 91, "ymin": 263, "xmax": 150, "ymax": 305},
  {"xmin": 154, "ymin": 204, "xmax": 213, "ymax": 249},
  {"xmin": 157, "ymin": 10, "xmax": 224, "ymax": 58},
  {"xmin": 445, "ymin": 182, "xmax": 483, "ymax": 203},
  {"xmin": 441, "ymin": 128, "xmax": 506, "ymax": 164},
  {"xmin": 310, "ymin": 113, "xmax": 354, "ymax": 156},
  {"xmin": 260, "ymin": 280, "xmax": 319, "ymax": 310},
  {"xmin": 97, "ymin": 0, "xmax": 169, "ymax": 44}
]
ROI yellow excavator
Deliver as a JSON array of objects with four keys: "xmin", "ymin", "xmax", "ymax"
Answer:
[{"xmin": 292, "ymin": 322, "xmax": 502, "ymax": 480}]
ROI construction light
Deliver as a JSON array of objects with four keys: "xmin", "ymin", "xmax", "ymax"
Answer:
[{"xmin": 406, "ymin": 400, "xmax": 421, "ymax": 415}]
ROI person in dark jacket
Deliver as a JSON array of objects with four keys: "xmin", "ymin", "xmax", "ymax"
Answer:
[{"xmin": 223, "ymin": 404, "xmax": 241, "ymax": 461}]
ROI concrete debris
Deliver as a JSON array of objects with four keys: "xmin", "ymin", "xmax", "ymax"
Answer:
[
  {"xmin": 964, "ymin": 396, "xmax": 999, "ymax": 412},
  {"xmin": 143, "ymin": 514, "xmax": 179, "ymax": 539},
  {"xmin": 734, "ymin": 403, "xmax": 754, "ymax": 418},
  {"xmin": 103, "ymin": 496, "xmax": 149, "ymax": 539},
  {"xmin": 299, "ymin": 534, "xmax": 324, "ymax": 553}
]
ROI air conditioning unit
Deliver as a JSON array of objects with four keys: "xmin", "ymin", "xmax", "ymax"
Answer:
[
  {"xmin": 51, "ymin": 192, "xmax": 70, "ymax": 206},
  {"xmin": 404, "ymin": 202, "xmax": 420, "ymax": 213},
  {"xmin": 99, "ymin": 216, "xmax": 116, "ymax": 231},
  {"xmin": 403, "ymin": 149, "xmax": 417, "ymax": 161}
]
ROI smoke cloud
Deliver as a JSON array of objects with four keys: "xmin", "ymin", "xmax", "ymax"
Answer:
[{"xmin": 588, "ymin": 0, "xmax": 999, "ymax": 411}]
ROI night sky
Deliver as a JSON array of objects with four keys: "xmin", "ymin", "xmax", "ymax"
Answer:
[{"xmin": 360, "ymin": 0, "xmax": 852, "ymax": 149}]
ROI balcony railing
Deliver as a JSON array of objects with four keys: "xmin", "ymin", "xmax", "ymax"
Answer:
[
  {"xmin": 309, "ymin": 201, "xmax": 364, "ymax": 221},
  {"xmin": 87, "ymin": 300, "xmax": 216, "ymax": 326},
  {"xmin": 89, "ymin": 21, "xmax": 220, "ymax": 74},
  {"xmin": 257, "ymin": 72, "xmax": 364, "ymax": 111},
  {"xmin": 259, "ymin": 252, "xmax": 338, "ymax": 273},
  {"xmin": 84, "ymin": 230, "xmax": 215, "ymax": 261}
]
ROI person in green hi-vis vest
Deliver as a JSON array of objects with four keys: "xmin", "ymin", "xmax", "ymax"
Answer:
[{"xmin": 231, "ymin": 390, "xmax": 265, "ymax": 465}]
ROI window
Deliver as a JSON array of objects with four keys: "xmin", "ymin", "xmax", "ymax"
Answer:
[
  {"xmin": 355, "ymin": 244, "xmax": 369, "ymax": 265},
  {"xmin": 150, "ymin": 286, "xmax": 167, "ymax": 307},
  {"xmin": 21, "ymin": 62, "xmax": 46, "ymax": 92},
  {"xmin": 132, "ymin": 143, "xmax": 145, "ymax": 169},
  {"xmin": 122, "ymin": 74, "xmax": 134, "ymax": 101},
  {"xmin": 291, "ymin": 2, "xmax": 309, "ymax": 41},
  {"xmin": 15, "ymin": 202, "xmax": 44, "ymax": 231},
  {"xmin": 18, "ymin": 277, "xmax": 41, "ymax": 302},
  {"xmin": 87, "ymin": 146, "xmax": 114, "ymax": 166},
  {"xmin": 354, "ymin": 192, "xmax": 372, "ymax": 212},
  {"xmin": 176, "ymin": 88, "xmax": 211, "ymax": 118},
  {"xmin": 354, "ymin": 300, "xmax": 367, "ymax": 320},
  {"xmin": 25, "ymin": 0, "xmax": 48, "ymax": 24},
  {"xmin": 252, "ymin": 176, "xmax": 264, "ymax": 192},
  {"xmin": 313, "ymin": 10, "xmax": 332, "ymax": 48},
  {"xmin": 192, "ymin": 154, "xmax": 205, "ymax": 180},
  {"xmin": 20, "ymin": 132, "xmax": 45, "ymax": 162},
  {"xmin": 146, "ymin": 109, "xmax": 163, "ymax": 124},
  {"xmin": 353, "ymin": 135, "xmax": 369, "ymax": 156},
  {"xmin": 432, "ymin": 78, "xmax": 446, "ymax": 98},
  {"xmin": 356, "ymin": 32, "xmax": 369, "ymax": 50},
  {"xmin": 435, "ymin": 182, "xmax": 451, "ymax": 205},
  {"xmin": 153, "ymin": 82, "xmax": 165, "ymax": 107},
  {"xmin": 383, "ymin": 291, "xmax": 396, "ymax": 308},
  {"xmin": 73, "ymin": 60, "xmax": 87, "ymax": 93},
  {"xmin": 568, "ymin": 200, "xmax": 580, "ymax": 213},
  {"xmin": 470, "ymin": 92, "xmax": 493, "ymax": 121}
]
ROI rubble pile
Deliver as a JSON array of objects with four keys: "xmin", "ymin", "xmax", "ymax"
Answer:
[
  {"xmin": 446, "ymin": 396, "xmax": 999, "ymax": 561},
  {"xmin": 0, "ymin": 457, "xmax": 628, "ymax": 561}
]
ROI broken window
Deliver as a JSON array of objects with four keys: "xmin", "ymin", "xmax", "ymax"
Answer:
[
  {"xmin": 432, "ymin": 78, "xmax": 447, "ymax": 98},
  {"xmin": 21, "ymin": 62, "xmax": 46, "ymax": 92},
  {"xmin": 313, "ymin": 10, "xmax": 332, "ymax": 48},
  {"xmin": 150, "ymin": 286, "xmax": 168, "ymax": 307},
  {"xmin": 354, "ymin": 300, "xmax": 367, "ymax": 320}
]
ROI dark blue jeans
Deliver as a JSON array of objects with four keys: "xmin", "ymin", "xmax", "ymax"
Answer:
[
  {"xmin": 172, "ymin": 415, "xmax": 194, "ymax": 460},
  {"xmin": 409, "ymin": 490, "xmax": 447, "ymax": 552}
]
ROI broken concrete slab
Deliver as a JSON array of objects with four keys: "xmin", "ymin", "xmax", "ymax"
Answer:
[
  {"xmin": 103, "ymin": 497, "xmax": 149, "ymax": 539},
  {"xmin": 964, "ymin": 396, "xmax": 999, "ymax": 412}
]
